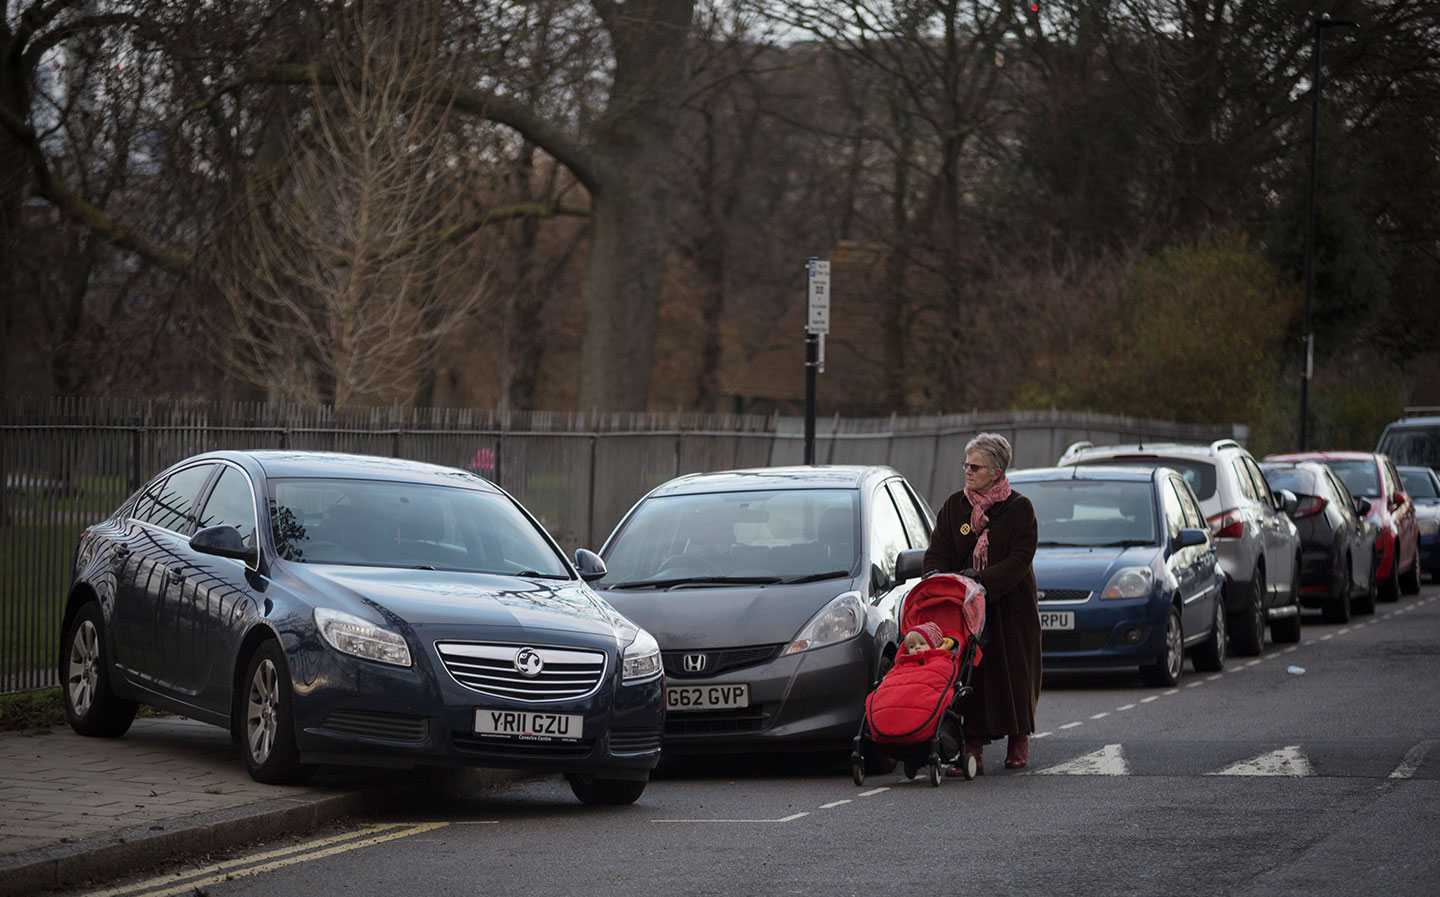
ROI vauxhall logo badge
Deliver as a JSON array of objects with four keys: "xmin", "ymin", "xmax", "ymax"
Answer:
[
  {"xmin": 514, "ymin": 647, "xmax": 544, "ymax": 678},
  {"xmin": 683, "ymin": 653, "xmax": 707, "ymax": 673}
]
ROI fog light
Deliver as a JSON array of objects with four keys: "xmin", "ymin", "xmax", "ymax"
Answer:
[{"xmin": 1121, "ymin": 627, "xmax": 1145, "ymax": 645}]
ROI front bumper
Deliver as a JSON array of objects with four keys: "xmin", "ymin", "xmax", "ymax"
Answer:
[
  {"xmin": 657, "ymin": 636, "xmax": 875, "ymax": 754},
  {"xmin": 1039, "ymin": 596, "xmax": 1169, "ymax": 668},
  {"xmin": 288, "ymin": 639, "xmax": 664, "ymax": 780}
]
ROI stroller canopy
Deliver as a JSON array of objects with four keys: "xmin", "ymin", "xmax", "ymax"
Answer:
[{"xmin": 901, "ymin": 573, "xmax": 985, "ymax": 645}]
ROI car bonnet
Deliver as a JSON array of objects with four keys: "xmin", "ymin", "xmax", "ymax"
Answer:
[{"xmin": 597, "ymin": 579, "xmax": 856, "ymax": 650}]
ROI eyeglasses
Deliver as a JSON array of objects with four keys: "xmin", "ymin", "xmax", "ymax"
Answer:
[{"xmin": 964, "ymin": 463, "xmax": 987, "ymax": 473}]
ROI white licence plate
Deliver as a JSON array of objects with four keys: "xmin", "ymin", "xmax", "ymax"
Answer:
[
  {"xmin": 1039, "ymin": 611, "xmax": 1075, "ymax": 631},
  {"xmin": 474, "ymin": 709, "xmax": 583, "ymax": 741},
  {"xmin": 666, "ymin": 683, "xmax": 749, "ymax": 711}
]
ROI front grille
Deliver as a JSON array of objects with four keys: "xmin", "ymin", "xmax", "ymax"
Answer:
[
  {"xmin": 1042, "ymin": 630, "xmax": 1113, "ymax": 653},
  {"xmin": 665, "ymin": 706, "xmax": 771, "ymax": 736},
  {"xmin": 662, "ymin": 644, "xmax": 785, "ymax": 679},
  {"xmin": 1038, "ymin": 589, "xmax": 1092, "ymax": 603},
  {"xmin": 436, "ymin": 642, "xmax": 607, "ymax": 702},
  {"xmin": 608, "ymin": 727, "xmax": 663, "ymax": 755},
  {"xmin": 321, "ymin": 710, "xmax": 429, "ymax": 743},
  {"xmin": 453, "ymin": 733, "xmax": 596, "ymax": 758}
]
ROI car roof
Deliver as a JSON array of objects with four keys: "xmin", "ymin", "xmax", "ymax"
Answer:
[
  {"xmin": 1397, "ymin": 465, "xmax": 1440, "ymax": 478},
  {"xmin": 640, "ymin": 465, "xmax": 898, "ymax": 497},
  {"xmin": 1263, "ymin": 450, "xmax": 1378, "ymax": 463},
  {"xmin": 1010, "ymin": 465, "xmax": 1161, "ymax": 483},
  {"xmin": 1058, "ymin": 438, "xmax": 1245, "ymax": 463},
  {"xmin": 1385, "ymin": 415, "xmax": 1440, "ymax": 428},
  {"xmin": 192, "ymin": 450, "xmax": 501, "ymax": 491}
]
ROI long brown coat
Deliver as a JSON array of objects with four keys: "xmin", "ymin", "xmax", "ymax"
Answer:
[{"xmin": 923, "ymin": 490, "xmax": 1041, "ymax": 739}]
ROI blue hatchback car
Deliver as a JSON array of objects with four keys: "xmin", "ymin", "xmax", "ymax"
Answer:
[{"xmin": 1010, "ymin": 466, "xmax": 1227, "ymax": 686}]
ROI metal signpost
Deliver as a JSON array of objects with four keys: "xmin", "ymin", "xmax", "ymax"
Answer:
[{"xmin": 805, "ymin": 259, "xmax": 830, "ymax": 465}]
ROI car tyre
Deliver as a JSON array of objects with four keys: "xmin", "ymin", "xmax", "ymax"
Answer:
[
  {"xmin": 1191, "ymin": 597, "xmax": 1227, "ymax": 672},
  {"xmin": 1378, "ymin": 547, "xmax": 1401, "ymax": 603},
  {"xmin": 1270, "ymin": 565, "xmax": 1303, "ymax": 644},
  {"xmin": 566, "ymin": 773, "xmax": 647, "ymax": 805},
  {"xmin": 61, "ymin": 601, "xmax": 137, "ymax": 738},
  {"xmin": 1399, "ymin": 540, "xmax": 1422, "ymax": 595},
  {"xmin": 1323, "ymin": 558, "xmax": 1353, "ymax": 623},
  {"xmin": 1140, "ymin": 605, "xmax": 1184, "ymax": 687},
  {"xmin": 242, "ymin": 640, "xmax": 313, "ymax": 785},
  {"xmin": 1352, "ymin": 555, "xmax": 1378, "ymax": 616},
  {"xmin": 1229, "ymin": 568, "xmax": 1266, "ymax": 656}
]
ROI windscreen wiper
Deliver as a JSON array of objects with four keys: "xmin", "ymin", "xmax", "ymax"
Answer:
[
  {"xmin": 778, "ymin": 570, "xmax": 851, "ymax": 584},
  {"xmin": 607, "ymin": 575, "xmax": 784, "ymax": 590},
  {"xmin": 1096, "ymin": 539, "xmax": 1154, "ymax": 547}
]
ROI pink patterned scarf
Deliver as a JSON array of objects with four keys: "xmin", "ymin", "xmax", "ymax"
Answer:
[{"xmin": 964, "ymin": 474, "xmax": 1012, "ymax": 571}]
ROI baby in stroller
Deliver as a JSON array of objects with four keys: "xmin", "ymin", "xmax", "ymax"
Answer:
[{"xmin": 852, "ymin": 573, "xmax": 986, "ymax": 786}]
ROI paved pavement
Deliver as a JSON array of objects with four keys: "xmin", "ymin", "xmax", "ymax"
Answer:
[{"xmin": 0, "ymin": 717, "xmax": 526, "ymax": 896}]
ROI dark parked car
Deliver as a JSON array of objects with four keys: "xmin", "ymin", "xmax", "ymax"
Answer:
[
  {"xmin": 1057, "ymin": 439, "xmax": 1302, "ymax": 653},
  {"xmin": 60, "ymin": 451, "xmax": 664, "ymax": 805},
  {"xmin": 1377, "ymin": 413, "xmax": 1440, "ymax": 475},
  {"xmin": 592, "ymin": 466, "xmax": 935, "ymax": 762},
  {"xmin": 1259, "ymin": 461, "xmax": 1377, "ymax": 622},
  {"xmin": 1397, "ymin": 466, "xmax": 1440, "ymax": 583},
  {"xmin": 1264, "ymin": 451, "xmax": 1421, "ymax": 601},
  {"xmin": 1009, "ymin": 466, "xmax": 1227, "ymax": 686}
]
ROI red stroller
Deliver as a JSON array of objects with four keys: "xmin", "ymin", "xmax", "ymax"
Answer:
[{"xmin": 851, "ymin": 573, "xmax": 986, "ymax": 786}]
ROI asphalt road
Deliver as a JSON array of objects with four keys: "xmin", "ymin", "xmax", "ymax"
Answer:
[{"xmin": 60, "ymin": 584, "xmax": 1440, "ymax": 897}]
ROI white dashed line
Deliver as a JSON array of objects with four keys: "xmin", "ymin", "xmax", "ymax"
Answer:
[
  {"xmin": 1207, "ymin": 674, "xmax": 1223, "ymax": 681},
  {"xmin": 1163, "ymin": 689, "xmax": 1180, "ymax": 696},
  {"xmin": 1034, "ymin": 731, "xmax": 1053, "ymax": 738},
  {"xmin": 1116, "ymin": 704, "xmax": 1136, "ymax": 711},
  {"xmin": 1140, "ymin": 696, "xmax": 1159, "ymax": 703},
  {"xmin": 1090, "ymin": 712, "xmax": 1109, "ymax": 720},
  {"xmin": 1185, "ymin": 680, "xmax": 1204, "ymax": 688},
  {"xmin": 857, "ymin": 788, "xmax": 889, "ymax": 797},
  {"xmin": 819, "ymin": 800, "xmax": 851, "ymax": 809},
  {"xmin": 1060, "ymin": 721, "xmax": 1083, "ymax": 730}
]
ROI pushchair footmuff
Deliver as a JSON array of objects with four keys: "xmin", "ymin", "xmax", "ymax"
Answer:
[{"xmin": 852, "ymin": 572, "xmax": 985, "ymax": 786}]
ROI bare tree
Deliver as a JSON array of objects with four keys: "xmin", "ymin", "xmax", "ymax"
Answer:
[{"xmin": 210, "ymin": 4, "xmax": 494, "ymax": 406}]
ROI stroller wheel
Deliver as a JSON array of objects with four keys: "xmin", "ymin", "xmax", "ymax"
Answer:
[
  {"xmin": 852, "ymin": 756, "xmax": 866, "ymax": 787},
  {"xmin": 928, "ymin": 761, "xmax": 943, "ymax": 787},
  {"xmin": 962, "ymin": 752, "xmax": 978, "ymax": 780},
  {"xmin": 903, "ymin": 761, "xmax": 918, "ymax": 780}
]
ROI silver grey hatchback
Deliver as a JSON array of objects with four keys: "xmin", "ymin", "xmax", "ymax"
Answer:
[
  {"xmin": 1057, "ymin": 439, "xmax": 1303, "ymax": 655},
  {"xmin": 591, "ymin": 466, "xmax": 935, "ymax": 764}
]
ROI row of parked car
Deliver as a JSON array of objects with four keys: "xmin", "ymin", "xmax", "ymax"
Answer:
[{"xmin": 58, "ymin": 419, "xmax": 1439, "ymax": 804}]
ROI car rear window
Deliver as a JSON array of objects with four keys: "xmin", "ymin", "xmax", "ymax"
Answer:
[
  {"xmin": 1074, "ymin": 456, "xmax": 1217, "ymax": 501},
  {"xmin": 1399, "ymin": 469, "xmax": 1439, "ymax": 498},
  {"xmin": 1322, "ymin": 460, "xmax": 1381, "ymax": 498},
  {"xmin": 1259, "ymin": 467, "xmax": 1313, "ymax": 497}
]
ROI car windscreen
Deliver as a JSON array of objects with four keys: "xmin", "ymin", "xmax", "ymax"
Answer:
[
  {"xmin": 268, "ymin": 478, "xmax": 569, "ymax": 576},
  {"xmin": 1378, "ymin": 426, "xmax": 1440, "ymax": 469},
  {"xmin": 1074, "ymin": 456, "xmax": 1217, "ymax": 501},
  {"xmin": 597, "ymin": 489, "xmax": 858, "ymax": 588},
  {"xmin": 1321, "ymin": 460, "xmax": 1380, "ymax": 498},
  {"xmin": 1398, "ymin": 469, "xmax": 1439, "ymax": 499},
  {"xmin": 1023, "ymin": 479, "xmax": 1159, "ymax": 547}
]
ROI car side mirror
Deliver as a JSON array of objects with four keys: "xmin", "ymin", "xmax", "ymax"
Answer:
[
  {"xmin": 1354, "ymin": 497, "xmax": 1372, "ymax": 516},
  {"xmin": 573, "ymin": 548, "xmax": 607, "ymax": 582},
  {"xmin": 1177, "ymin": 527, "xmax": 1209, "ymax": 549},
  {"xmin": 1275, "ymin": 489, "xmax": 1298, "ymax": 514},
  {"xmin": 190, "ymin": 524, "xmax": 258, "ymax": 564},
  {"xmin": 895, "ymin": 548, "xmax": 926, "ymax": 584}
]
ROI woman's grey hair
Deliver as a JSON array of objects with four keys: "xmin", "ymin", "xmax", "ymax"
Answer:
[{"xmin": 965, "ymin": 433, "xmax": 1012, "ymax": 473}]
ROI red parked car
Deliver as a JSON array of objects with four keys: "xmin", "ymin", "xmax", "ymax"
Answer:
[{"xmin": 1263, "ymin": 451, "xmax": 1421, "ymax": 600}]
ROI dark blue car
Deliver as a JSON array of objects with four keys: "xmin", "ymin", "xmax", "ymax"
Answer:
[
  {"xmin": 1010, "ymin": 466, "xmax": 1227, "ymax": 686},
  {"xmin": 60, "ymin": 451, "xmax": 664, "ymax": 804},
  {"xmin": 1397, "ymin": 466, "xmax": 1440, "ymax": 584}
]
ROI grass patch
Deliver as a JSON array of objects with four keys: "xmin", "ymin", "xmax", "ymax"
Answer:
[{"xmin": 0, "ymin": 687, "xmax": 167, "ymax": 734}]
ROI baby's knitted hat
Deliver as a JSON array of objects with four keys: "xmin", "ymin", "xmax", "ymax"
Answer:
[{"xmin": 907, "ymin": 621, "xmax": 944, "ymax": 650}]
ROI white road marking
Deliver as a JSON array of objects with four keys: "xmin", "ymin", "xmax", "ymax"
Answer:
[
  {"xmin": 1060, "ymin": 721, "xmax": 1083, "ymax": 730},
  {"xmin": 1206, "ymin": 675, "xmax": 1223, "ymax": 681},
  {"xmin": 819, "ymin": 800, "xmax": 851, "ymax": 809},
  {"xmin": 1116, "ymin": 704, "xmax": 1136, "ymax": 711},
  {"xmin": 1185, "ymin": 681, "xmax": 1204, "ymax": 688},
  {"xmin": 1209, "ymin": 745, "xmax": 1314, "ymax": 777},
  {"xmin": 1034, "ymin": 731, "xmax": 1053, "ymax": 738},
  {"xmin": 1388, "ymin": 740, "xmax": 1436, "ymax": 779},
  {"xmin": 1163, "ymin": 688, "xmax": 1180, "ymax": 696},
  {"xmin": 1034, "ymin": 744, "xmax": 1129, "ymax": 776},
  {"xmin": 858, "ymin": 787, "xmax": 889, "ymax": 797},
  {"xmin": 1140, "ymin": 696, "xmax": 1159, "ymax": 703},
  {"xmin": 1321, "ymin": 634, "xmax": 1335, "ymax": 641},
  {"xmin": 653, "ymin": 812, "xmax": 810, "ymax": 823},
  {"xmin": 1090, "ymin": 712, "xmax": 1109, "ymax": 720},
  {"xmin": 1246, "ymin": 659, "xmax": 1263, "ymax": 666}
]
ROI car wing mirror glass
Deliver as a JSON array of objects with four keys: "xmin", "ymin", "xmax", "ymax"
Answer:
[
  {"xmin": 573, "ymin": 548, "xmax": 607, "ymax": 582},
  {"xmin": 1177, "ymin": 527, "xmax": 1209, "ymax": 549},
  {"xmin": 190, "ymin": 524, "xmax": 258, "ymax": 564},
  {"xmin": 1354, "ymin": 497, "xmax": 1372, "ymax": 516},
  {"xmin": 1275, "ymin": 489, "xmax": 1298, "ymax": 514}
]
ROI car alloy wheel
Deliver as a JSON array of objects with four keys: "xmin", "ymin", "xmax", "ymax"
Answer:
[
  {"xmin": 1192, "ymin": 598, "xmax": 1226, "ymax": 672},
  {"xmin": 61, "ymin": 602, "xmax": 136, "ymax": 738},
  {"xmin": 242, "ymin": 640, "xmax": 312, "ymax": 785},
  {"xmin": 1141, "ymin": 605, "xmax": 1183, "ymax": 687},
  {"xmin": 1230, "ymin": 568, "xmax": 1266, "ymax": 656}
]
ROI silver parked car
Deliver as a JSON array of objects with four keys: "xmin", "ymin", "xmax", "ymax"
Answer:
[
  {"xmin": 1057, "ymin": 439, "xmax": 1303, "ymax": 654},
  {"xmin": 591, "ymin": 466, "xmax": 935, "ymax": 765}
]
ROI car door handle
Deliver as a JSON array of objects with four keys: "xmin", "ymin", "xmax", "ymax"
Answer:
[
  {"xmin": 113, "ymin": 545, "xmax": 132, "ymax": 559},
  {"xmin": 167, "ymin": 568, "xmax": 185, "ymax": 582}
]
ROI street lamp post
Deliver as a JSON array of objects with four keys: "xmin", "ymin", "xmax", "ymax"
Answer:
[{"xmin": 1299, "ymin": 14, "xmax": 1357, "ymax": 450}]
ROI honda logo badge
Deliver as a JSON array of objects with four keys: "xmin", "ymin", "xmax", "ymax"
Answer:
[
  {"xmin": 682, "ymin": 653, "xmax": 707, "ymax": 673},
  {"xmin": 514, "ymin": 647, "xmax": 544, "ymax": 678}
]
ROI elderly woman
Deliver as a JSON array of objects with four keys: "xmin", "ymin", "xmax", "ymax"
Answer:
[{"xmin": 923, "ymin": 432, "xmax": 1041, "ymax": 773}]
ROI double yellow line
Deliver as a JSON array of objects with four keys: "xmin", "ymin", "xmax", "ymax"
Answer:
[{"xmin": 81, "ymin": 822, "xmax": 452, "ymax": 897}]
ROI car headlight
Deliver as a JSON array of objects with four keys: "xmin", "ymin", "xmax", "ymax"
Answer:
[
  {"xmin": 314, "ymin": 608, "xmax": 412, "ymax": 667},
  {"xmin": 622, "ymin": 628, "xmax": 662, "ymax": 682},
  {"xmin": 786, "ymin": 591, "xmax": 865, "ymax": 654},
  {"xmin": 1100, "ymin": 567, "xmax": 1154, "ymax": 600},
  {"xmin": 1419, "ymin": 518, "xmax": 1439, "ymax": 536}
]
